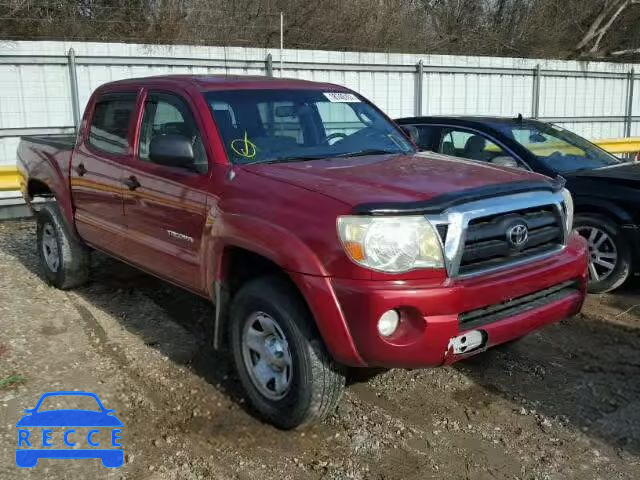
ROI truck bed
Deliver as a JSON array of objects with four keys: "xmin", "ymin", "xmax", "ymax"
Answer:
[
  {"xmin": 17, "ymin": 134, "xmax": 77, "ymax": 224},
  {"xmin": 21, "ymin": 134, "xmax": 76, "ymax": 150}
]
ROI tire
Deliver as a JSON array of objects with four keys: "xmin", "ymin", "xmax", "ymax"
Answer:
[
  {"xmin": 229, "ymin": 276, "xmax": 345, "ymax": 429},
  {"xmin": 574, "ymin": 213, "xmax": 632, "ymax": 294},
  {"xmin": 36, "ymin": 202, "xmax": 90, "ymax": 289}
]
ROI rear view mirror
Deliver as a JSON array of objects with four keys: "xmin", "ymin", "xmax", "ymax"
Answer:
[
  {"xmin": 491, "ymin": 156, "xmax": 520, "ymax": 168},
  {"xmin": 275, "ymin": 105, "xmax": 296, "ymax": 117},
  {"xmin": 149, "ymin": 134, "xmax": 196, "ymax": 170}
]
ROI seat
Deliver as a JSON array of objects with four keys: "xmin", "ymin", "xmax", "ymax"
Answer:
[
  {"xmin": 441, "ymin": 141, "xmax": 455, "ymax": 156},
  {"xmin": 463, "ymin": 135, "xmax": 492, "ymax": 161}
]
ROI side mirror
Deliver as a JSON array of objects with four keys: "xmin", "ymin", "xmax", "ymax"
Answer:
[
  {"xmin": 491, "ymin": 156, "xmax": 520, "ymax": 169},
  {"xmin": 24, "ymin": 408, "xmax": 34, "ymax": 414},
  {"xmin": 149, "ymin": 134, "xmax": 195, "ymax": 170}
]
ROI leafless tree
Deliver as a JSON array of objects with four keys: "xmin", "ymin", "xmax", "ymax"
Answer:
[{"xmin": 1, "ymin": 0, "xmax": 639, "ymax": 61}]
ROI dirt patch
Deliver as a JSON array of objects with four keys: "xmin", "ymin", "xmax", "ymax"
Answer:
[{"xmin": 1, "ymin": 219, "xmax": 639, "ymax": 479}]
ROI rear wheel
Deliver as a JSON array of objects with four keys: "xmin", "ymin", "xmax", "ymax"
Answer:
[
  {"xmin": 574, "ymin": 214, "xmax": 631, "ymax": 293},
  {"xmin": 229, "ymin": 276, "xmax": 345, "ymax": 429},
  {"xmin": 36, "ymin": 203, "xmax": 90, "ymax": 289}
]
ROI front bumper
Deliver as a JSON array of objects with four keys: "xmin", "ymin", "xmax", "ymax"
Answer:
[{"xmin": 304, "ymin": 233, "xmax": 588, "ymax": 368}]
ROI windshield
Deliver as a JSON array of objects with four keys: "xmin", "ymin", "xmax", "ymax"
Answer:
[
  {"xmin": 204, "ymin": 89, "xmax": 414, "ymax": 165},
  {"xmin": 492, "ymin": 121, "xmax": 622, "ymax": 173}
]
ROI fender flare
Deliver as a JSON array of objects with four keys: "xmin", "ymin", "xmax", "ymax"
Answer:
[
  {"xmin": 203, "ymin": 213, "xmax": 364, "ymax": 365},
  {"xmin": 18, "ymin": 151, "xmax": 76, "ymax": 231}
]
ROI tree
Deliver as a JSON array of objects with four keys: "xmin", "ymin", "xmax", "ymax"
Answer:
[{"xmin": 574, "ymin": 0, "xmax": 640, "ymax": 57}]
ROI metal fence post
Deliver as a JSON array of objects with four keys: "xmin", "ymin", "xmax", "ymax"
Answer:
[
  {"xmin": 415, "ymin": 60, "xmax": 424, "ymax": 117},
  {"xmin": 67, "ymin": 48, "xmax": 81, "ymax": 132},
  {"xmin": 625, "ymin": 68, "xmax": 635, "ymax": 138},
  {"xmin": 531, "ymin": 64, "xmax": 541, "ymax": 119},
  {"xmin": 265, "ymin": 53, "xmax": 273, "ymax": 77}
]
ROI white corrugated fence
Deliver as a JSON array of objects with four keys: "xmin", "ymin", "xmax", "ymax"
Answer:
[{"xmin": 0, "ymin": 40, "xmax": 638, "ymax": 167}]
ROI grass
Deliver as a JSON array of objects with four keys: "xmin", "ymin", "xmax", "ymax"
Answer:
[{"xmin": 0, "ymin": 374, "xmax": 27, "ymax": 390}]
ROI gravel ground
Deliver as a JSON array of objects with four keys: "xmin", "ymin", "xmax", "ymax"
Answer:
[{"xmin": 1, "ymin": 218, "xmax": 639, "ymax": 480}]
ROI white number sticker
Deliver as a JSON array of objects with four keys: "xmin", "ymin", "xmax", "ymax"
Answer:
[{"xmin": 323, "ymin": 92, "xmax": 360, "ymax": 103}]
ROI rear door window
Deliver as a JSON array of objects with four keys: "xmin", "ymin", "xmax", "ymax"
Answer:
[
  {"xmin": 88, "ymin": 94, "xmax": 137, "ymax": 155},
  {"xmin": 438, "ymin": 128, "xmax": 505, "ymax": 161}
]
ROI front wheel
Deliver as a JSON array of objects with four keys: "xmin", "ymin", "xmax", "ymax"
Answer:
[
  {"xmin": 229, "ymin": 276, "xmax": 345, "ymax": 429},
  {"xmin": 574, "ymin": 214, "xmax": 631, "ymax": 293}
]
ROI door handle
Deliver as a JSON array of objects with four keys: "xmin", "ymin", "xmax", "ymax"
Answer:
[
  {"xmin": 75, "ymin": 163, "xmax": 87, "ymax": 176},
  {"xmin": 123, "ymin": 175, "xmax": 141, "ymax": 191}
]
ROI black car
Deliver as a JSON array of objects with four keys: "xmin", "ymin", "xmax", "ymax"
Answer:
[{"xmin": 396, "ymin": 116, "xmax": 640, "ymax": 293}]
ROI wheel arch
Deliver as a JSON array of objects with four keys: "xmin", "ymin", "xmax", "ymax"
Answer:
[
  {"xmin": 209, "ymin": 244, "xmax": 364, "ymax": 366},
  {"xmin": 27, "ymin": 179, "xmax": 54, "ymax": 199},
  {"xmin": 573, "ymin": 197, "xmax": 634, "ymax": 225},
  {"xmin": 212, "ymin": 245, "xmax": 312, "ymax": 350}
]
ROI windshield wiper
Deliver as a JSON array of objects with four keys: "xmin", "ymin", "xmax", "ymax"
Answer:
[
  {"xmin": 243, "ymin": 149, "xmax": 404, "ymax": 165},
  {"xmin": 244, "ymin": 154, "xmax": 329, "ymax": 165},
  {"xmin": 334, "ymin": 149, "xmax": 403, "ymax": 158}
]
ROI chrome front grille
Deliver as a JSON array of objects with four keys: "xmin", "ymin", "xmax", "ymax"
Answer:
[
  {"xmin": 459, "ymin": 206, "xmax": 564, "ymax": 276},
  {"xmin": 426, "ymin": 190, "xmax": 569, "ymax": 278}
]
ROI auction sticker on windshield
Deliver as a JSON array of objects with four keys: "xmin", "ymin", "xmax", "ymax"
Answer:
[{"xmin": 323, "ymin": 92, "xmax": 360, "ymax": 103}]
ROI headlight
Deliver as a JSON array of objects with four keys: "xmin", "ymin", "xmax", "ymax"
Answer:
[
  {"xmin": 337, "ymin": 215, "xmax": 444, "ymax": 273},
  {"xmin": 561, "ymin": 188, "xmax": 574, "ymax": 233}
]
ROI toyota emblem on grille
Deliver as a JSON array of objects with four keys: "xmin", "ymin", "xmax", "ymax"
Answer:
[{"xmin": 507, "ymin": 223, "xmax": 528, "ymax": 248}]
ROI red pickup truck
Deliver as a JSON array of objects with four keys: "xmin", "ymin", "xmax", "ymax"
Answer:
[{"xmin": 17, "ymin": 75, "xmax": 588, "ymax": 429}]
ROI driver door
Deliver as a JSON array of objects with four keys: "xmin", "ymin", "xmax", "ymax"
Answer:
[{"xmin": 121, "ymin": 91, "xmax": 211, "ymax": 292}]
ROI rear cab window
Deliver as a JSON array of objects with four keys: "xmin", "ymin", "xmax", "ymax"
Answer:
[{"xmin": 88, "ymin": 93, "xmax": 137, "ymax": 155}]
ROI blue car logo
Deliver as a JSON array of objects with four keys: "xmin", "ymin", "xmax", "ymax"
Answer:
[{"xmin": 15, "ymin": 391, "xmax": 123, "ymax": 468}]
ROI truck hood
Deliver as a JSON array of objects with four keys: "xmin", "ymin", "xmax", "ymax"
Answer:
[{"xmin": 241, "ymin": 152, "xmax": 547, "ymax": 208}]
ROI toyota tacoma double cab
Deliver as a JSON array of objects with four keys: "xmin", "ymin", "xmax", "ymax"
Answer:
[{"xmin": 17, "ymin": 75, "xmax": 588, "ymax": 429}]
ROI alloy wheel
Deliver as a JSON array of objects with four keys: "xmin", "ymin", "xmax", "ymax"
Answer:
[{"xmin": 576, "ymin": 226, "xmax": 618, "ymax": 282}]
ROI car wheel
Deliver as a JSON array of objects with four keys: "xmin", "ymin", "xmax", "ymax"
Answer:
[
  {"xmin": 574, "ymin": 213, "xmax": 631, "ymax": 293},
  {"xmin": 229, "ymin": 276, "xmax": 345, "ymax": 429},
  {"xmin": 36, "ymin": 202, "xmax": 90, "ymax": 289}
]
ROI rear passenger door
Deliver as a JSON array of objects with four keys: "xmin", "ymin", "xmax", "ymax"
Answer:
[
  {"xmin": 71, "ymin": 92, "xmax": 138, "ymax": 253},
  {"xmin": 121, "ymin": 91, "xmax": 210, "ymax": 292}
]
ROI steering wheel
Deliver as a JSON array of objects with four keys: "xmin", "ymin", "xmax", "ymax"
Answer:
[{"xmin": 321, "ymin": 132, "xmax": 348, "ymax": 145}]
